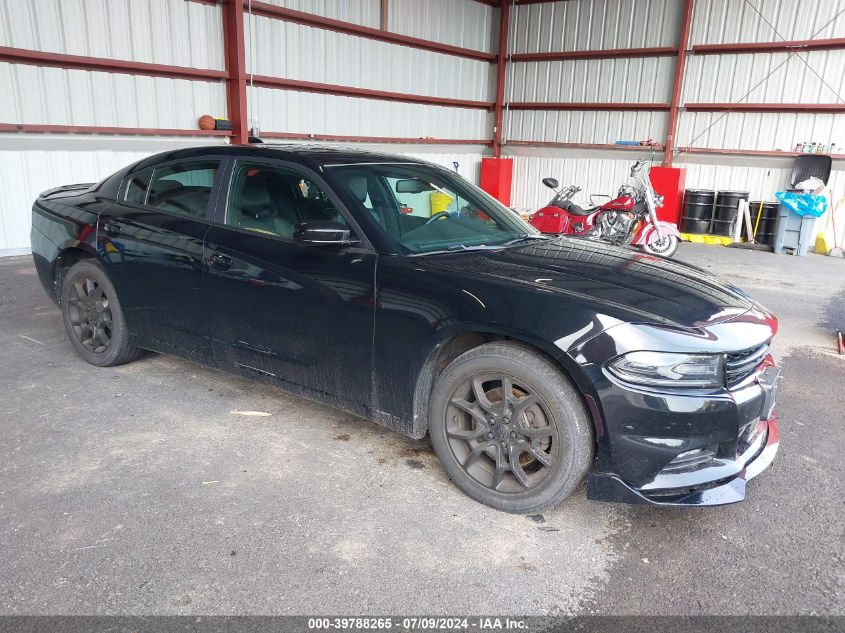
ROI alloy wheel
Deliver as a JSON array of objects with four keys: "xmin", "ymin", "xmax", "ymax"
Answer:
[
  {"xmin": 66, "ymin": 277, "xmax": 113, "ymax": 354},
  {"xmin": 445, "ymin": 374, "xmax": 558, "ymax": 493}
]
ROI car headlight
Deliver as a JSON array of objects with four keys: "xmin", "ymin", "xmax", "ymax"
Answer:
[{"xmin": 606, "ymin": 351, "xmax": 724, "ymax": 388}]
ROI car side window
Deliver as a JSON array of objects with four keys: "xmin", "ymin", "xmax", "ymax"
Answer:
[
  {"xmin": 225, "ymin": 163, "xmax": 349, "ymax": 239},
  {"xmin": 124, "ymin": 161, "xmax": 220, "ymax": 218},
  {"xmin": 124, "ymin": 169, "xmax": 153, "ymax": 205}
]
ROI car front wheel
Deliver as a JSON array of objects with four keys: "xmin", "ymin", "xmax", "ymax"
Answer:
[
  {"xmin": 429, "ymin": 342, "xmax": 594, "ymax": 513},
  {"xmin": 60, "ymin": 260, "xmax": 142, "ymax": 367}
]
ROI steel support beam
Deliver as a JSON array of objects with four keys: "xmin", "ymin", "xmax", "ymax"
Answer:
[
  {"xmin": 663, "ymin": 0, "xmax": 694, "ymax": 167},
  {"xmin": 691, "ymin": 37, "xmax": 845, "ymax": 55},
  {"xmin": 261, "ymin": 132, "xmax": 491, "ymax": 145},
  {"xmin": 223, "ymin": 0, "xmax": 249, "ymax": 144},
  {"xmin": 506, "ymin": 140, "xmax": 663, "ymax": 151},
  {"xmin": 508, "ymin": 102, "xmax": 670, "ymax": 111},
  {"xmin": 673, "ymin": 146, "xmax": 845, "ymax": 159},
  {"xmin": 492, "ymin": 0, "xmax": 510, "ymax": 157},
  {"xmin": 511, "ymin": 46, "xmax": 677, "ymax": 62},
  {"xmin": 0, "ymin": 46, "xmax": 226, "ymax": 81},
  {"xmin": 0, "ymin": 123, "xmax": 231, "ymax": 137},
  {"xmin": 251, "ymin": 76, "xmax": 494, "ymax": 110},
  {"xmin": 685, "ymin": 103, "xmax": 845, "ymax": 114},
  {"xmin": 246, "ymin": 1, "xmax": 496, "ymax": 62}
]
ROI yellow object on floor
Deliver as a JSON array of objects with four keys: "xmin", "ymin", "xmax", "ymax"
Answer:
[
  {"xmin": 814, "ymin": 233, "xmax": 830, "ymax": 255},
  {"xmin": 680, "ymin": 232, "xmax": 734, "ymax": 246}
]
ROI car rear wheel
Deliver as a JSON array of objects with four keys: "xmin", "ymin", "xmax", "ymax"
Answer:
[
  {"xmin": 429, "ymin": 342, "xmax": 593, "ymax": 513},
  {"xmin": 60, "ymin": 260, "xmax": 142, "ymax": 367}
]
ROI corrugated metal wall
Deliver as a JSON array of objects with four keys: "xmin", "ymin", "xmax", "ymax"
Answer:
[
  {"xmin": 388, "ymin": 0, "xmax": 497, "ymax": 52},
  {"xmin": 246, "ymin": 16, "xmax": 494, "ymax": 102},
  {"xmin": 248, "ymin": 87, "xmax": 491, "ymax": 140},
  {"xmin": 257, "ymin": 0, "xmax": 381, "ymax": 28},
  {"xmin": 689, "ymin": 0, "xmax": 845, "ymax": 44},
  {"xmin": 0, "ymin": 0, "xmax": 225, "ymax": 67},
  {"xmin": 0, "ymin": 0, "xmax": 227, "ymax": 130},
  {"xmin": 0, "ymin": 0, "xmax": 233, "ymax": 253},
  {"xmin": 507, "ymin": 147, "xmax": 845, "ymax": 212},
  {"xmin": 0, "ymin": 0, "xmax": 492, "ymax": 253},
  {"xmin": 245, "ymin": 0, "xmax": 495, "ymax": 139},
  {"xmin": 504, "ymin": 0, "xmax": 845, "ymax": 210},
  {"xmin": 504, "ymin": 0, "xmax": 679, "ymax": 147},
  {"xmin": 0, "ymin": 64, "xmax": 227, "ymax": 129},
  {"xmin": 508, "ymin": 0, "xmax": 681, "ymax": 53},
  {"xmin": 507, "ymin": 148, "xmax": 659, "ymax": 212}
]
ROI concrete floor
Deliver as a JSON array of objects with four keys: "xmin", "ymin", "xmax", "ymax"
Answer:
[{"xmin": 0, "ymin": 243, "xmax": 843, "ymax": 616}]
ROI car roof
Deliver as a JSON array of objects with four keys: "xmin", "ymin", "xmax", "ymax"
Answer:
[{"xmin": 129, "ymin": 143, "xmax": 441, "ymax": 173}]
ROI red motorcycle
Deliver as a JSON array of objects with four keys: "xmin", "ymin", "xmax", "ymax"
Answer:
[{"xmin": 530, "ymin": 160, "xmax": 681, "ymax": 258}]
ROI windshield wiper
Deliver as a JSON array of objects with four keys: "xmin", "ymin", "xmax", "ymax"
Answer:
[
  {"xmin": 445, "ymin": 243, "xmax": 503, "ymax": 251},
  {"xmin": 502, "ymin": 234, "xmax": 553, "ymax": 246},
  {"xmin": 410, "ymin": 244, "xmax": 503, "ymax": 256}
]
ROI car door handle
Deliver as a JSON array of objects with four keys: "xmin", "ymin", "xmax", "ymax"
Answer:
[
  {"xmin": 208, "ymin": 253, "xmax": 233, "ymax": 271},
  {"xmin": 101, "ymin": 222, "xmax": 122, "ymax": 236}
]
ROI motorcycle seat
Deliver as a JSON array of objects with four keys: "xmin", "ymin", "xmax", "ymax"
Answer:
[{"xmin": 556, "ymin": 200, "xmax": 598, "ymax": 216}]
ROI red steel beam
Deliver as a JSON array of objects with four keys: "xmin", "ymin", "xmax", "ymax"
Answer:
[
  {"xmin": 691, "ymin": 37, "xmax": 845, "ymax": 55},
  {"xmin": 0, "ymin": 46, "xmax": 227, "ymax": 81},
  {"xmin": 508, "ymin": 102, "xmax": 670, "ymax": 111},
  {"xmin": 222, "ymin": 0, "xmax": 249, "ymax": 144},
  {"xmin": 506, "ymin": 140, "xmax": 664, "ymax": 151},
  {"xmin": 685, "ymin": 103, "xmax": 845, "ymax": 113},
  {"xmin": 511, "ymin": 46, "xmax": 677, "ymax": 62},
  {"xmin": 512, "ymin": 0, "xmax": 574, "ymax": 5},
  {"xmin": 261, "ymin": 132, "xmax": 491, "ymax": 145},
  {"xmin": 674, "ymin": 146, "xmax": 845, "ymax": 159},
  {"xmin": 662, "ymin": 0, "xmax": 694, "ymax": 167},
  {"xmin": 0, "ymin": 123, "xmax": 231, "ymax": 137},
  {"xmin": 246, "ymin": 1, "xmax": 496, "ymax": 62},
  {"xmin": 492, "ymin": 0, "xmax": 510, "ymax": 157},
  {"xmin": 251, "ymin": 75, "xmax": 494, "ymax": 110}
]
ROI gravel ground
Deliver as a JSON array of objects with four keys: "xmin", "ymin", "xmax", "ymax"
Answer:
[{"xmin": 0, "ymin": 243, "xmax": 843, "ymax": 616}]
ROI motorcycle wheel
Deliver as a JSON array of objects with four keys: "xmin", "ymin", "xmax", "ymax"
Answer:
[{"xmin": 642, "ymin": 235, "xmax": 679, "ymax": 258}]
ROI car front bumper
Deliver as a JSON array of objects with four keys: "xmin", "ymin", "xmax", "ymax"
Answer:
[{"xmin": 586, "ymin": 414, "xmax": 780, "ymax": 506}]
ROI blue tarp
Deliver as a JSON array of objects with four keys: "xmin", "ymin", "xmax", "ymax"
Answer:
[{"xmin": 775, "ymin": 191, "xmax": 827, "ymax": 217}]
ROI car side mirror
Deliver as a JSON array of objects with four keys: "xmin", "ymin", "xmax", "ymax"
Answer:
[
  {"xmin": 542, "ymin": 177, "xmax": 559, "ymax": 189},
  {"xmin": 294, "ymin": 220, "xmax": 359, "ymax": 247},
  {"xmin": 395, "ymin": 178, "xmax": 434, "ymax": 194}
]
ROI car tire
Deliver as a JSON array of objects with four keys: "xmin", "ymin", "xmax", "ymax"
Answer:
[
  {"xmin": 429, "ymin": 341, "xmax": 594, "ymax": 513},
  {"xmin": 642, "ymin": 234, "xmax": 679, "ymax": 258},
  {"xmin": 60, "ymin": 259, "xmax": 142, "ymax": 367}
]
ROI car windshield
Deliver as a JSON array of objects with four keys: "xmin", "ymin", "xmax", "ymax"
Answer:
[{"xmin": 326, "ymin": 163, "xmax": 536, "ymax": 254}]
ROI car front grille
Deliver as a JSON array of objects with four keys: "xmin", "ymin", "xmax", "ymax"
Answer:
[{"xmin": 725, "ymin": 343, "xmax": 770, "ymax": 386}]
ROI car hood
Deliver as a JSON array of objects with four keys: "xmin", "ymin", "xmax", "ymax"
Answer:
[{"xmin": 423, "ymin": 237, "xmax": 756, "ymax": 328}]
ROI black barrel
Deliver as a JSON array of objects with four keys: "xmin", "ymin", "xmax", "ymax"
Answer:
[
  {"xmin": 748, "ymin": 201, "xmax": 779, "ymax": 245},
  {"xmin": 712, "ymin": 190, "xmax": 749, "ymax": 236},
  {"xmin": 681, "ymin": 189, "xmax": 716, "ymax": 234}
]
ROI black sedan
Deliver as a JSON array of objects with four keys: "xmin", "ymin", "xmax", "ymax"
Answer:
[{"xmin": 30, "ymin": 144, "xmax": 781, "ymax": 512}]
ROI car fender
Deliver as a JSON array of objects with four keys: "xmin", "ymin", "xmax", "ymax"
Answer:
[
  {"xmin": 631, "ymin": 221, "xmax": 681, "ymax": 245},
  {"xmin": 410, "ymin": 322, "xmax": 605, "ymax": 439}
]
